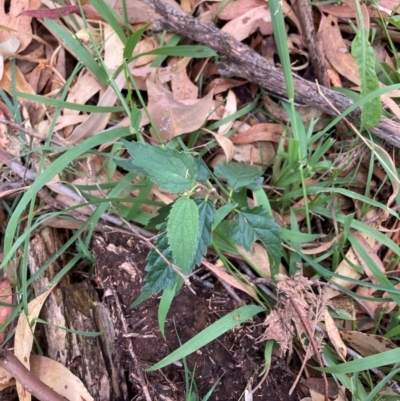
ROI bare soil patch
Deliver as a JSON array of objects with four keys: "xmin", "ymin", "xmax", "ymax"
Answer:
[{"xmin": 91, "ymin": 231, "xmax": 299, "ymax": 400}]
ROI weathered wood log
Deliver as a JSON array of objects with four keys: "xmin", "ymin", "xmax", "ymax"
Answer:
[{"xmin": 27, "ymin": 227, "xmax": 128, "ymax": 401}]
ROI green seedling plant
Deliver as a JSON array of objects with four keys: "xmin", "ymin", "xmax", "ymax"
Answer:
[{"xmin": 117, "ymin": 141, "xmax": 282, "ymax": 314}]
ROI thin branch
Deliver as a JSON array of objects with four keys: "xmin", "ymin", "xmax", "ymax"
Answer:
[
  {"xmin": 0, "ymin": 349, "xmax": 66, "ymax": 401},
  {"xmin": 142, "ymin": 0, "xmax": 400, "ymax": 149}
]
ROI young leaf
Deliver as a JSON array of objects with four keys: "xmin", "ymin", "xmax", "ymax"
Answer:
[
  {"xmin": 122, "ymin": 141, "xmax": 197, "ymax": 193},
  {"xmin": 167, "ymin": 197, "xmax": 199, "ymax": 274},
  {"xmin": 193, "ymin": 199, "xmax": 216, "ymax": 266},
  {"xmin": 230, "ymin": 206, "xmax": 282, "ymax": 268},
  {"xmin": 131, "ymin": 224, "xmax": 177, "ymax": 307},
  {"xmin": 214, "ymin": 162, "xmax": 263, "ymax": 192},
  {"xmin": 351, "ymin": 28, "xmax": 382, "ymax": 130}
]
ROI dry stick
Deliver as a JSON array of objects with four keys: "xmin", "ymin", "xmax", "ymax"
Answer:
[
  {"xmin": 111, "ymin": 288, "xmax": 153, "ymax": 401},
  {"xmin": 144, "ymin": 0, "xmax": 400, "ymax": 149},
  {"xmin": 0, "ymin": 117, "xmax": 69, "ymax": 148},
  {"xmin": 0, "ymin": 349, "xmax": 66, "ymax": 401},
  {"xmin": 292, "ymin": 0, "xmax": 330, "ymax": 88},
  {"xmin": 288, "ymin": 297, "xmax": 329, "ymax": 401}
]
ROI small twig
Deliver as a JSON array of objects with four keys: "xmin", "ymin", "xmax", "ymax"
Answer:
[
  {"xmin": 0, "ymin": 117, "xmax": 69, "ymax": 148},
  {"xmin": 288, "ymin": 298, "xmax": 329, "ymax": 401},
  {"xmin": 0, "ymin": 349, "xmax": 66, "ymax": 401},
  {"xmin": 111, "ymin": 288, "xmax": 153, "ymax": 401}
]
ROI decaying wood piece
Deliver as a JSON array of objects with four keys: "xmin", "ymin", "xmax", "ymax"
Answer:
[
  {"xmin": 145, "ymin": 0, "xmax": 400, "ymax": 149},
  {"xmin": 27, "ymin": 227, "xmax": 128, "ymax": 401},
  {"xmin": 292, "ymin": 0, "xmax": 330, "ymax": 88}
]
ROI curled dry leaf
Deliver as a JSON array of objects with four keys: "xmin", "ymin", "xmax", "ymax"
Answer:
[
  {"xmin": 202, "ymin": 258, "xmax": 258, "ymax": 299},
  {"xmin": 146, "ymin": 79, "xmax": 214, "ymax": 141},
  {"xmin": 324, "ymin": 310, "xmax": 347, "ymax": 361},
  {"xmin": 218, "ymin": 90, "xmax": 237, "ymax": 135},
  {"xmin": 207, "ymin": 131, "xmax": 235, "ymax": 162},
  {"xmin": 15, "ymin": 284, "xmax": 57, "ymax": 401}
]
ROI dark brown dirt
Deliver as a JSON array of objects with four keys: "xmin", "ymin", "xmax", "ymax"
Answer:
[{"xmin": 92, "ymin": 231, "xmax": 299, "ymax": 401}]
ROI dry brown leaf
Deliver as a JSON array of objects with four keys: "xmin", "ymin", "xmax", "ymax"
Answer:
[
  {"xmin": 171, "ymin": 65, "xmax": 198, "ymax": 101},
  {"xmin": 204, "ymin": 78, "xmax": 246, "ymax": 95},
  {"xmin": 133, "ymin": 37, "xmax": 158, "ymax": 67},
  {"xmin": 232, "ymin": 123, "xmax": 283, "ymax": 144},
  {"xmin": 325, "ymin": 209, "xmax": 383, "ymax": 299},
  {"xmin": 341, "ymin": 331, "xmax": 397, "ymax": 357},
  {"xmin": 380, "ymin": 0, "xmax": 400, "ymax": 13},
  {"xmin": 0, "ymin": 366, "xmax": 14, "ymax": 390},
  {"xmin": 317, "ymin": 3, "xmax": 384, "ymax": 18},
  {"xmin": 30, "ymin": 355, "xmax": 94, "ymax": 401},
  {"xmin": 65, "ymin": 72, "xmax": 102, "ymax": 113},
  {"xmin": 218, "ymin": 90, "xmax": 237, "ymax": 135},
  {"xmin": 0, "ymin": 0, "xmax": 41, "ymax": 52},
  {"xmin": 65, "ymin": 70, "xmax": 127, "ymax": 144},
  {"xmin": 0, "ymin": 61, "xmax": 36, "ymax": 96},
  {"xmin": 303, "ymin": 378, "xmax": 339, "ymax": 400},
  {"xmin": 103, "ymin": 23, "xmax": 125, "ymax": 71},
  {"xmin": 0, "ymin": 276, "xmax": 13, "ymax": 344},
  {"xmin": 321, "ymin": 14, "xmax": 400, "ymax": 116},
  {"xmin": 201, "ymin": 258, "xmax": 258, "ymax": 299},
  {"xmin": 233, "ymin": 142, "xmax": 276, "ymax": 167},
  {"xmin": 207, "ymin": 131, "xmax": 235, "ymax": 162},
  {"xmin": 262, "ymin": 95, "xmax": 327, "ymax": 132},
  {"xmin": 236, "ymin": 243, "xmax": 286, "ymax": 278},
  {"xmin": 324, "ymin": 310, "xmax": 347, "ymax": 361},
  {"xmin": 113, "ymin": 0, "xmax": 183, "ymax": 24},
  {"xmin": 131, "ymin": 57, "xmax": 191, "ymax": 90},
  {"xmin": 147, "ymin": 79, "xmax": 213, "ymax": 141},
  {"xmin": 222, "ymin": 6, "xmax": 272, "ymax": 42},
  {"xmin": 214, "ymin": 0, "xmax": 266, "ymax": 20},
  {"xmin": 15, "ymin": 284, "xmax": 57, "ymax": 401}
]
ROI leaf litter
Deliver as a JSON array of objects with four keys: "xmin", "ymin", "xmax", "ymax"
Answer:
[{"xmin": 0, "ymin": 0, "xmax": 400, "ymax": 400}]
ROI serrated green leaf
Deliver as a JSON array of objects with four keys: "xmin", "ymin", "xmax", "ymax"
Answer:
[
  {"xmin": 146, "ymin": 204, "xmax": 173, "ymax": 230},
  {"xmin": 230, "ymin": 206, "xmax": 282, "ymax": 268},
  {"xmin": 131, "ymin": 224, "xmax": 177, "ymax": 307},
  {"xmin": 194, "ymin": 158, "xmax": 210, "ymax": 183},
  {"xmin": 167, "ymin": 197, "xmax": 199, "ymax": 273},
  {"xmin": 193, "ymin": 199, "xmax": 216, "ymax": 266},
  {"xmin": 352, "ymin": 28, "xmax": 382, "ymax": 130},
  {"xmin": 214, "ymin": 162, "xmax": 263, "ymax": 192},
  {"xmin": 123, "ymin": 141, "xmax": 197, "ymax": 193},
  {"xmin": 115, "ymin": 158, "xmax": 149, "ymax": 177}
]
